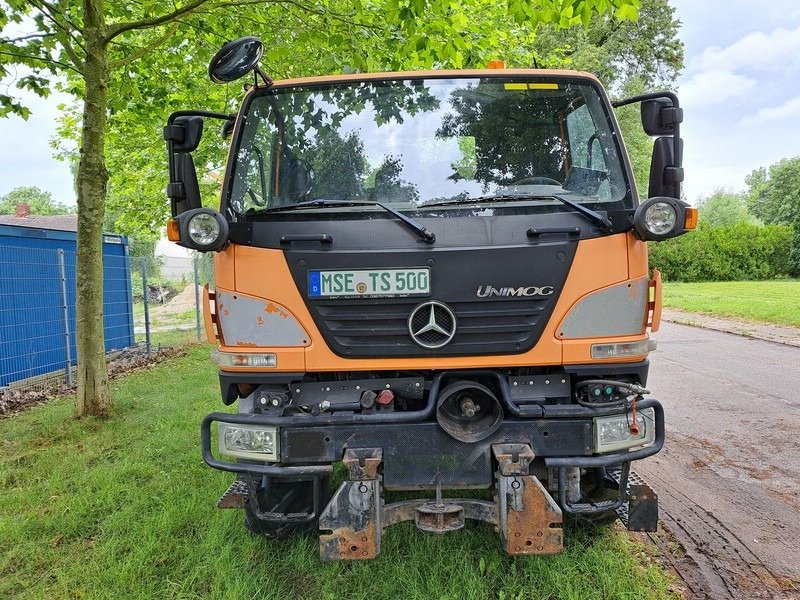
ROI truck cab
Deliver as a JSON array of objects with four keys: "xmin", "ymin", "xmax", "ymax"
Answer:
[{"xmin": 165, "ymin": 37, "xmax": 694, "ymax": 560}]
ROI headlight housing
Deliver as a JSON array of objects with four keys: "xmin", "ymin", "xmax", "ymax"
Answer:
[
  {"xmin": 593, "ymin": 407, "xmax": 655, "ymax": 453},
  {"xmin": 171, "ymin": 207, "xmax": 229, "ymax": 252},
  {"xmin": 218, "ymin": 423, "xmax": 279, "ymax": 461},
  {"xmin": 633, "ymin": 196, "xmax": 694, "ymax": 241}
]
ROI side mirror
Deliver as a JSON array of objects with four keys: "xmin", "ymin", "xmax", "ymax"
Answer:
[
  {"xmin": 641, "ymin": 98, "xmax": 683, "ymax": 136},
  {"xmin": 209, "ymin": 37, "xmax": 265, "ymax": 84},
  {"xmin": 649, "ymin": 137, "xmax": 684, "ymax": 199},
  {"xmin": 613, "ymin": 91, "xmax": 684, "ymax": 200},
  {"xmin": 164, "ymin": 116, "xmax": 204, "ymax": 216},
  {"xmin": 170, "ymin": 153, "xmax": 202, "ymax": 216},
  {"xmin": 167, "ymin": 115, "xmax": 204, "ymax": 152}
]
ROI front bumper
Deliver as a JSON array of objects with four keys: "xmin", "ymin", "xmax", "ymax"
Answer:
[{"xmin": 200, "ymin": 398, "xmax": 664, "ymax": 484}]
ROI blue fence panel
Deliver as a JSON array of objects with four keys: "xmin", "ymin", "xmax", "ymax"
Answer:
[{"xmin": 0, "ymin": 225, "xmax": 135, "ymax": 387}]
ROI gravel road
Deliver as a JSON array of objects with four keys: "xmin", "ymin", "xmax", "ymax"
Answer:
[{"xmin": 637, "ymin": 320, "xmax": 800, "ymax": 599}]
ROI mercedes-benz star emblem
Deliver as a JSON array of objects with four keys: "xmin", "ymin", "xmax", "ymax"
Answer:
[{"xmin": 408, "ymin": 301, "xmax": 457, "ymax": 349}]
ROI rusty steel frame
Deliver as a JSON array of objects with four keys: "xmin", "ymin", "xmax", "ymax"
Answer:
[{"xmin": 318, "ymin": 444, "xmax": 564, "ymax": 561}]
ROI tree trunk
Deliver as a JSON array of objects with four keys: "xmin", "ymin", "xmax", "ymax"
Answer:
[{"xmin": 75, "ymin": 0, "xmax": 111, "ymax": 417}]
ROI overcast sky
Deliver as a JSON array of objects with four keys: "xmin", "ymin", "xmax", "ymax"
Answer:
[{"xmin": 2, "ymin": 1, "xmax": 800, "ymax": 207}]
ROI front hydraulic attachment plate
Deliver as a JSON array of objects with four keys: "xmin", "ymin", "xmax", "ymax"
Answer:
[
  {"xmin": 319, "ymin": 448, "xmax": 382, "ymax": 561},
  {"xmin": 319, "ymin": 444, "xmax": 563, "ymax": 561},
  {"xmin": 493, "ymin": 444, "xmax": 564, "ymax": 555}
]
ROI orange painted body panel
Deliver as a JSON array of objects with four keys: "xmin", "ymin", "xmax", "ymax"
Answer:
[
  {"xmin": 214, "ymin": 245, "xmax": 236, "ymax": 290},
  {"xmin": 211, "ymin": 233, "xmax": 649, "ymax": 373},
  {"xmin": 627, "ymin": 236, "xmax": 649, "ymax": 280},
  {"xmin": 202, "ymin": 284, "xmax": 218, "ymax": 345}
]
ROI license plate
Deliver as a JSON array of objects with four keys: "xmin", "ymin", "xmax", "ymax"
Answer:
[{"xmin": 308, "ymin": 268, "xmax": 430, "ymax": 298}]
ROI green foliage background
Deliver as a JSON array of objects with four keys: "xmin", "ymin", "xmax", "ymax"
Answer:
[{"xmin": 649, "ymin": 222, "xmax": 792, "ymax": 282}]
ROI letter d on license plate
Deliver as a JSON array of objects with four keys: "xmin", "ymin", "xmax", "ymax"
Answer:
[{"xmin": 309, "ymin": 268, "xmax": 430, "ymax": 298}]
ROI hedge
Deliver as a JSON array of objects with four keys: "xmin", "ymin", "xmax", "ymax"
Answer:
[{"xmin": 648, "ymin": 222, "xmax": 792, "ymax": 282}]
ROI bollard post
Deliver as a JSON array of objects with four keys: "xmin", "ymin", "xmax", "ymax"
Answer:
[
  {"xmin": 193, "ymin": 254, "xmax": 202, "ymax": 341},
  {"xmin": 142, "ymin": 257, "xmax": 152, "ymax": 355},
  {"xmin": 57, "ymin": 249, "xmax": 73, "ymax": 386}
]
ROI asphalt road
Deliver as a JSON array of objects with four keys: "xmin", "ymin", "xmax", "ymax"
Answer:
[{"xmin": 637, "ymin": 321, "xmax": 800, "ymax": 599}]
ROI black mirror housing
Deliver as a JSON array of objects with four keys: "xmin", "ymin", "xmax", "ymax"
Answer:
[
  {"xmin": 209, "ymin": 36, "xmax": 264, "ymax": 84},
  {"xmin": 648, "ymin": 136, "xmax": 684, "ymax": 199},
  {"xmin": 164, "ymin": 115, "xmax": 204, "ymax": 152},
  {"xmin": 641, "ymin": 98, "xmax": 683, "ymax": 136}
]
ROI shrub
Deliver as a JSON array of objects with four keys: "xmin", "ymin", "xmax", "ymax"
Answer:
[{"xmin": 649, "ymin": 222, "xmax": 792, "ymax": 282}]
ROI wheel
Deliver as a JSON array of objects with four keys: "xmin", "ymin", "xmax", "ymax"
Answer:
[
  {"xmin": 564, "ymin": 467, "xmax": 622, "ymax": 526},
  {"xmin": 244, "ymin": 476, "xmax": 330, "ymax": 538}
]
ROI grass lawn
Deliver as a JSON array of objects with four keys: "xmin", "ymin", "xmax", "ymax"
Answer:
[
  {"xmin": 1, "ymin": 345, "xmax": 677, "ymax": 600},
  {"xmin": 663, "ymin": 279, "xmax": 800, "ymax": 328}
]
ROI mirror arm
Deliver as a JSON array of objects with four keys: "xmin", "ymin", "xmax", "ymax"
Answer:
[{"xmin": 255, "ymin": 65, "xmax": 273, "ymax": 87}]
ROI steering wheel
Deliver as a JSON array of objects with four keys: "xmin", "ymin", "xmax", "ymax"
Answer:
[{"xmin": 512, "ymin": 176, "xmax": 562, "ymax": 186}]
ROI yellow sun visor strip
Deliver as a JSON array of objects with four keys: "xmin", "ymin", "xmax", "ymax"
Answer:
[{"xmin": 503, "ymin": 83, "xmax": 560, "ymax": 90}]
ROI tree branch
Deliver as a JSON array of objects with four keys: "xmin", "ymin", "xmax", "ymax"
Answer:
[
  {"xmin": 0, "ymin": 50, "xmax": 81, "ymax": 74},
  {"xmin": 28, "ymin": 0, "xmax": 86, "ymax": 71},
  {"xmin": 1, "ymin": 33, "xmax": 53, "ymax": 43},
  {"xmin": 108, "ymin": 22, "xmax": 180, "ymax": 69},
  {"xmin": 105, "ymin": 0, "xmax": 210, "ymax": 42}
]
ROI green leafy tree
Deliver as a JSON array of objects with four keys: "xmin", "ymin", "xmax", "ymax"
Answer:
[
  {"xmin": 745, "ymin": 157, "xmax": 800, "ymax": 225},
  {"xmin": 790, "ymin": 215, "xmax": 800, "ymax": 277},
  {"xmin": 1, "ymin": 0, "xmax": 638, "ymax": 417},
  {"xmin": 0, "ymin": 185, "xmax": 71, "ymax": 214},
  {"xmin": 698, "ymin": 188, "xmax": 756, "ymax": 227},
  {"xmin": 533, "ymin": 0, "xmax": 683, "ymax": 88},
  {"xmin": 534, "ymin": 0, "xmax": 684, "ymax": 201}
]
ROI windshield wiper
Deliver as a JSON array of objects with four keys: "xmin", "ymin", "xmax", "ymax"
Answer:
[
  {"xmin": 255, "ymin": 199, "xmax": 435, "ymax": 243},
  {"xmin": 423, "ymin": 194, "xmax": 612, "ymax": 230}
]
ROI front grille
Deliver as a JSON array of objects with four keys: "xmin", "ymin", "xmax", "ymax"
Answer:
[{"xmin": 315, "ymin": 298, "xmax": 549, "ymax": 357}]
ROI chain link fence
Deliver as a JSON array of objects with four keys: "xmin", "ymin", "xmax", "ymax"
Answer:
[{"xmin": 0, "ymin": 246, "xmax": 212, "ymax": 394}]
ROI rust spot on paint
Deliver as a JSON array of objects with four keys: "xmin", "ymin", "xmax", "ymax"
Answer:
[
  {"xmin": 265, "ymin": 303, "xmax": 289, "ymax": 319},
  {"xmin": 256, "ymin": 316, "xmax": 264, "ymax": 326}
]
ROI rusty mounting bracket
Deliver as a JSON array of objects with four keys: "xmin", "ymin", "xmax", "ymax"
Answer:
[
  {"xmin": 319, "ymin": 448, "xmax": 383, "ymax": 561},
  {"xmin": 494, "ymin": 443, "xmax": 563, "ymax": 555},
  {"xmin": 492, "ymin": 443, "xmax": 535, "ymax": 476},
  {"xmin": 342, "ymin": 447, "xmax": 382, "ymax": 480}
]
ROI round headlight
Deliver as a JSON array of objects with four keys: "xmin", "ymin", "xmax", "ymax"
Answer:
[
  {"xmin": 633, "ymin": 196, "xmax": 688, "ymax": 241},
  {"xmin": 188, "ymin": 212, "xmax": 221, "ymax": 246},
  {"xmin": 644, "ymin": 201, "xmax": 678, "ymax": 235}
]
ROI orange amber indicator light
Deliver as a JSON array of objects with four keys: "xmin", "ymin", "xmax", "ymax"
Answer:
[
  {"xmin": 167, "ymin": 219, "xmax": 181, "ymax": 241},
  {"xmin": 486, "ymin": 60, "xmax": 506, "ymax": 69},
  {"xmin": 684, "ymin": 207, "xmax": 699, "ymax": 230}
]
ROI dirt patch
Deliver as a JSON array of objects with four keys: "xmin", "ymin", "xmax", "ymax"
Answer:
[{"xmin": 0, "ymin": 346, "xmax": 187, "ymax": 418}]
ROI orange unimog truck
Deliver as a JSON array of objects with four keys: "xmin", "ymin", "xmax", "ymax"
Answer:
[{"xmin": 165, "ymin": 37, "xmax": 695, "ymax": 560}]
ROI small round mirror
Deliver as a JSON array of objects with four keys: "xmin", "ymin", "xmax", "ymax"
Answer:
[{"xmin": 209, "ymin": 37, "xmax": 264, "ymax": 84}]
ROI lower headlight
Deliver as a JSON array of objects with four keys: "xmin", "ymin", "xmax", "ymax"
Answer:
[
  {"xmin": 218, "ymin": 423, "xmax": 280, "ymax": 461},
  {"xmin": 593, "ymin": 407, "xmax": 655, "ymax": 453}
]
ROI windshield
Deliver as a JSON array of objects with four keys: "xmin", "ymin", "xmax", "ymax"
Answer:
[{"xmin": 226, "ymin": 76, "xmax": 630, "ymax": 218}]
